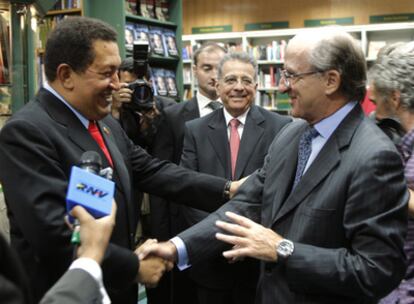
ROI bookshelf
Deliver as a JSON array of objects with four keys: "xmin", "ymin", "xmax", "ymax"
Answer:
[
  {"xmin": 88, "ymin": 0, "xmax": 183, "ymax": 101},
  {"xmin": 0, "ymin": 3, "xmax": 11, "ymax": 116},
  {"xmin": 183, "ymin": 22, "xmax": 414, "ymax": 113}
]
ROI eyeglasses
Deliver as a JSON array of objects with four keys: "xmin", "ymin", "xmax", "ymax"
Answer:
[{"xmin": 281, "ymin": 69, "xmax": 322, "ymax": 88}]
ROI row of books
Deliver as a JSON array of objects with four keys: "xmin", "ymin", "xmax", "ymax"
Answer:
[
  {"xmin": 37, "ymin": 15, "xmax": 70, "ymax": 49},
  {"xmin": 52, "ymin": 0, "xmax": 81, "ymax": 10},
  {"xmin": 257, "ymin": 91, "xmax": 290, "ymax": 111},
  {"xmin": 182, "ymin": 42, "xmax": 243, "ymax": 61},
  {"xmin": 258, "ymin": 66, "xmax": 281, "ymax": 88},
  {"xmin": 247, "ymin": 40, "xmax": 287, "ymax": 61},
  {"xmin": 125, "ymin": 23, "xmax": 178, "ymax": 58},
  {"xmin": 125, "ymin": 0, "xmax": 169, "ymax": 21},
  {"xmin": 183, "ymin": 66, "xmax": 191, "ymax": 84},
  {"xmin": 151, "ymin": 68, "xmax": 178, "ymax": 99},
  {"xmin": 0, "ymin": 14, "xmax": 10, "ymax": 85}
]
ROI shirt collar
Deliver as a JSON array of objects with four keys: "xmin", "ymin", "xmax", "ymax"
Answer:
[
  {"xmin": 43, "ymin": 82, "xmax": 90, "ymax": 129},
  {"xmin": 196, "ymin": 91, "xmax": 221, "ymax": 109},
  {"xmin": 223, "ymin": 106, "xmax": 250, "ymax": 126},
  {"xmin": 313, "ymin": 101, "xmax": 357, "ymax": 139}
]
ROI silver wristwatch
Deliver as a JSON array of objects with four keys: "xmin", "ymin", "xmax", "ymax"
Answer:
[{"xmin": 276, "ymin": 239, "xmax": 294, "ymax": 260}]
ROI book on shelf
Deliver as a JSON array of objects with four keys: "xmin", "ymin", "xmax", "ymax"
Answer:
[
  {"xmin": 138, "ymin": 0, "xmax": 149, "ymax": 18},
  {"xmin": 163, "ymin": 28, "xmax": 179, "ymax": 57},
  {"xmin": 183, "ymin": 65, "xmax": 191, "ymax": 83},
  {"xmin": 164, "ymin": 69, "xmax": 178, "ymax": 99},
  {"xmin": 146, "ymin": 0, "xmax": 156, "ymax": 19},
  {"xmin": 125, "ymin": 0, "xmax": 138, "ymax": 15},
  {"xmin": 155, "ymin": 0, "xmax": 169, "ymax": 21},
  {"xmin": 52, "ymin": 0, "xmax": 80, "ymax": 10},
  {"xmin": 149, "ymin": 26, "xmax": 166, "ymax": 56},
  {"xmin": 182, "ymin": 45, "xmax": 192, "ymax": 60},
  {"xmin": 367, "ymin": 41, "xmax": 387, "ymax": 59},
  {"xmin": 125, "ymin": 22, "xmax": 135, "ymax": 52},
  {"xmin": 151, "ymin": 68, "xmax": 168, "ymax": 96},
  {"xmin": 248, "ymin": 39, "xmax": 287, "ymax": 61},
  {"xmin": 0, "ymin": 14, "xmax": 10, "ymax": 84},
  {"xmin": 183, "ymin": 88, "xmax": 193, "ymax": 100}
]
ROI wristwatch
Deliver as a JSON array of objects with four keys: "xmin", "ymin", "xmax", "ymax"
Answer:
[{"xmin": 276, "ymin": 239, "xmax": 294, "ymax": 261}]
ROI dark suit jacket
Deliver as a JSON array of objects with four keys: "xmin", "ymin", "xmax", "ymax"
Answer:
[
  {"xmin": 178, "ymin": 104, "xmax": 408, "ymax": 304},
  {"xmin": 150, "ymin": 96, "xmax": 201, "ymax": 240},
  {"xmin": 180, "ymin": 105, "xmax": 291, "ymax": 291},
  {"xmin": 0, "ymin": 89, "xmax": 227, "ymax": 304},
  {"xmin": 0, "ymin": 231, "xmax": 101, "ymax": 304}
]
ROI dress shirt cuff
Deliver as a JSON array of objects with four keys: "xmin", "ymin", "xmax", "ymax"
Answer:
[
  {"xmin": 70, "ymin": 257, "xmax": 110, "ymax": 304},
  {"xmin": 170, "ymin": 237, "xmax": 191, "ymax": 270}
]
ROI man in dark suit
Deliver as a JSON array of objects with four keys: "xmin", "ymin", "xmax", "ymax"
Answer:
[
  {"xmin": 0, "ymin": 17, "xmax": 237, "ymax": 304},
  {"xmin": 141, "ymin": 28, "xmax": 409, "ymax": 303},
  {"xmin": 180, "ymin": 52, "xmax": 291, "ymax": 304},
  {"xmin": 148, "ymin": 42, "xmax": 227, "ymax": 304}
]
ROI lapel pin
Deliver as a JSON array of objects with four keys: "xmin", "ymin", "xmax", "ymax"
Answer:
[{"xmin": 103, "ymin": 126, "xmax": 110, "ymax": 135}]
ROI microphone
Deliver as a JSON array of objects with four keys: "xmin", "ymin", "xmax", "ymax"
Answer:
[{"xmin": 66, "ymin": 151, "xmax": 115, "ymax": 223}]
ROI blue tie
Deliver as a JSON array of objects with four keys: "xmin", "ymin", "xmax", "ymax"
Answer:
[{"xmin": 293, "ymin": 126, "xmax": 319, "ymax": 188}]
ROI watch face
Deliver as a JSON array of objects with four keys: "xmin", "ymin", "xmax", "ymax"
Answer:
[{"xmin": 277, "ymin": 239, "xmax": 294, "ymax": 258}]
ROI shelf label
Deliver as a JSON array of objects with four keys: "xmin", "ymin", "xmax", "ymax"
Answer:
[
  {"xmin": 304, "ymin": 17, "xmax": 354, "ymax": 27},
  {"xmin": 192, "ymin": 25, "xmax": 232, "ymax": 34},
  {"xmin": 370, "ymin": 13, "xmax": 414, "ymax": 24},
  {"xmin": 245, "ymin": 21, "xmax": 289, "ymax": 31}
]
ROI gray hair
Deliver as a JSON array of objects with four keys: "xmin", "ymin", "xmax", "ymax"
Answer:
[
  {"xmin": 369, "ymin": 52, "xmax": 414, "ymax": 112},
  {"xmin": 308, "ymin": 30, "xmax": 367, "ymax": 102},
  {"xmin": 217, "ymin": 52, "xmax": 258, "ymax": 81}
]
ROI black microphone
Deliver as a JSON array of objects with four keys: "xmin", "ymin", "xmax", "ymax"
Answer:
[{"xmin": 78, "ymin": 151, "xmax": 102, "ymax": 174}]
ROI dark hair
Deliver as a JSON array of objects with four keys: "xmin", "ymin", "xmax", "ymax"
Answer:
[
  {"xmin": 193, "ymin": 42, "xmax": 227, "ymax": 66},
  {"xmin": 308, "ymin": 30, "xmax": 367, "ymax": 102},
  {"xmin": 119, "ymin": 57, "xmax": 135, "ymax": 73},
  {"xmin": 44, "ymin": 16, "xmax": 117, "ymax": 81}
]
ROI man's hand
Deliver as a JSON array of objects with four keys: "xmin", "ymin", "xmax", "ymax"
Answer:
[
  {"xmin": 137, "ymin": 241, "xmax": 178, "ymax": 263},
  {"xmin": 215, "ymin": 211, "xmax": 282, "ymax": 262},
  {"xmin": 135, "ymin": 239, "xmax": 174, "ymax": 287},
  {"xmin": 111, "ymin": 83, "xmax": 133, "ymax": 119},
  {"xmin": 229, "ymin": 175, "xmax": 249, "ymax": 199},
  {"xmin": 71, "ymin": 202, "xmax": 117, "ymax": 264}
]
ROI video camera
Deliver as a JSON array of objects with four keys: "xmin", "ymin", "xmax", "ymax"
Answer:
[{"xmin": 124, "ymin": 42, "xmax": 154, "ymax": 112}]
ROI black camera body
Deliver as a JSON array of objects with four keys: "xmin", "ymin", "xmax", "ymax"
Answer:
[{"xmin": 125, "ymin": 42, "xmax": 154, "ymax": 112}]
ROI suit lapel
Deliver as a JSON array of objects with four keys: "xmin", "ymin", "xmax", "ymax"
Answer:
[
  {"xmin": 183, "ymin": 97, "xmax": 200, "ymax": 120},
  {"xmin": 272, "ymin": 105, "xmax": 364, "ymax": 224},
  {"xmin": 207, "ymin": 111, "xmax": 230, "ymax": 176},
  {"xmin": 234, "ymin": 106, "xmax": 265, "ymax": 179}
]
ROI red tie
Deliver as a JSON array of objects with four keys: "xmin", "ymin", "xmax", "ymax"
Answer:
[
  {"xmin": 229, "ymin": 118, "xmax": 240, "ymax": 179},
  {"xmin": 88, "ymin": 121, "xmax": 113, "ymax": 167}
]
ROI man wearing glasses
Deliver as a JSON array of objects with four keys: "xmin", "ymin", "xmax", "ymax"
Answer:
[
  {"xmin": 141, "ymin": 28, "xmax": 408, "ymax": 303},
  {"xmin": 179, "ymin": 52, "xmax": 291, "ymax": 304}
]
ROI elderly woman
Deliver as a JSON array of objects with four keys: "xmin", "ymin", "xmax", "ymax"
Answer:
[{"xmin": 369, "ymin": 46, "xmax": 414, "ymax": 304}]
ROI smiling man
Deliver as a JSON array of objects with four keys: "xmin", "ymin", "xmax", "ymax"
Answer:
[
  {"xmin": 179, "ymin": 52, "xmax": 291, "ymax": 304},
  {"xmin": 141, "ymin": 28, "xmax": 409, "ymax": 304}
]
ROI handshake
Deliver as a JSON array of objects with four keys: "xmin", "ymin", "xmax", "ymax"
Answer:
[{"xmin": 134, "ymin": 240, "xmax": 177, "ymax": 288}]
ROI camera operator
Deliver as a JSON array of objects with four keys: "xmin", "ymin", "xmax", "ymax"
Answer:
[{"xmin": 111, "ymin": 57, "xmax": 175, "ymax": 151}]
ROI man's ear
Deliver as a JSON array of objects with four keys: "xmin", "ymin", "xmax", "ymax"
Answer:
[
  {"xmin": 56, "ymin": 63, "xmax": 75, "ymax": 90},
  {"xmin": 390, "ymin": 90, "xmax": 401, "ymax": 109},
  {"xmin": 324, "ymin": 70, "xmax": 341, "ymax": 96}
]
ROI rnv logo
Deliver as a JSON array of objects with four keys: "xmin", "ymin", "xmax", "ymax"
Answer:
[{"xmin": 76, "ymin": 183, "xmax": 108, "ymax": 198}]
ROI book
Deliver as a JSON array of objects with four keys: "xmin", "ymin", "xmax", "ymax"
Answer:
[
  {"xmin": 163, "ymin": 28, "xmax": 178, "ymax": 57},
  {"xmin": 138, "ymin": 0, "xmax": 149, "ymax": 17},
  {"xmin": 125, "ymin": 22, "xmax": 136, "ymax": 52},
  {"xmin": 155, "ymin": 0, "xmax": 169, "ymax": 21},
  {"xmin": 125, "ymin": 0, "xmax": 137, "ymax": 15},
  {"xmin": 146, "ymin": 0, "xmax": 156, "ymax": 19},
  {"xmin": 151, "ymin": 68, "xmax": 168, "ymax": 96},
  {"xmin": 164, "ymin": 69, "xmax": 178, "ymax": 98},
  {"xmin": 149, "ymin": 26, "xmax": 165, "ymax": 56}
]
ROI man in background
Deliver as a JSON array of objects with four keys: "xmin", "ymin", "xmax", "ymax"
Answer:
[
  {"xmin": 147, "ymin": 42, "xmax": 227, "ymax": 304},
  {"xmin": 180, "ymin": 51, "xmax": 291, "ymax": 304},
  {"xmin": 142, "ymin": 28, "xmax": 408, "ymax": 304}
]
